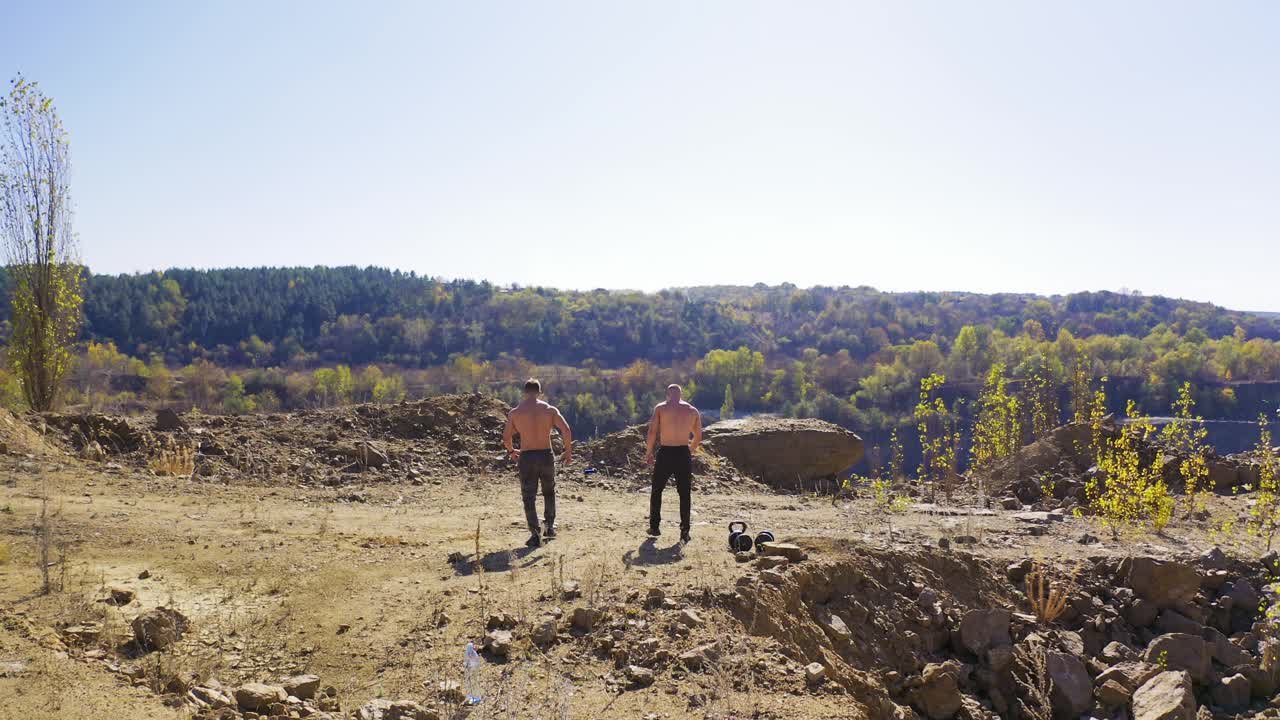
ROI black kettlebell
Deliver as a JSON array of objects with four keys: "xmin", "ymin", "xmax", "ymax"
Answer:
[
  {"xmin": 754, "ymin": 530, "xmax": 775, "ymax": 552},
  {"xmin": 728, "ymin": 521, "xmax": 753, "ymax": 553}
]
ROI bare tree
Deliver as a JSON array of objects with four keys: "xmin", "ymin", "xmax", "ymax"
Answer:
[{"xmin": 0, "ymin": 75, "xmax": 83, "ymax": 411}]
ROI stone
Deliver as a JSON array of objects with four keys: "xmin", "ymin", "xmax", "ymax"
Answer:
[
  {"xmin": 190, "ymin": 684, "xmax": 235, "ymax": 709},
  {"xmin": 131, "ymin": 607, "xmax": 188, "ymax": 651},
  {"xmin": 1203, "ymin": 627, "xmax": 1254, "ymax": 667},
  {"xmin": 354, "ymin": 441, "xmax": 390, "ymax": 468},
  {"xmin": 356, "ymin": 698, "xmax": 438, "ymax": 720},
  {"xmin": 678, "ymin": 642, "xmax": 720, "ymax": 671},
  {"xmin": 759, "ymin": 542, "xmax": 807, "ymax": 561},
  {"xmin": 105, "ymin": 586, "xmax": 136, "ymax": 606},
  {"xmin": 1222, "ymin": 580, "xmax": 1262, "ymax": 616},
  {"xmin": 1101, "ymin": 641, "xmax": 1135, "ymax": 664},
  {"xmin": 155, "ymin": 408, "xmax": 186, "ymax": 431},
  {"xmin": 1211, "ymin": 673, "xmax": 1250, "ymax": 711},
  {"xmin": 999, "ymin": 497, "xmax": 1022, "ymax": 510},
  {"xmin": 1045, "ymin": 652, "xmax": 1091, "ymax": 719},
  {"xmin": 645, "ymin": 588, "xmax": 665, "ymax": 609},
  {"xmin": 1131, "ymin": 671, "xmax": 1195, "ymax": 720},
  {"xmin": 532, "ymin": 616, "xmax": 558, "ymax": 646},
  {"xmin": 235, "ymin": 683, "xmax": 288, "ymax": 711},
  {"xmin": 986, "ymin": 646, "xmax": 1013, "ymax": 673},
  {"xmin": 1094, "ymin": 679, "xmax": 1130, "ymax": 707},
  {"xmin": 1095, "ymin": 661, "xmax": 1161, "ymax": 693},
  {"xmin": 571, "ymin": 607, "xmax": 599, "ymax": 631},
  {"xmin": 819, "ymin": 610, "xmax": 852, "ymax": 641},
  {"xmin": 805, "ymin": 662, "xmax": 827, "ymax": 686},
  {"xmin": 1144, "ymin": 633, "xmax": 1210, "ymax": 683},
  {"xmin": 1120, "ymin": 557, "xmax": 1200, "ymax": 609},
  {"xmin": 1156, "ymin": 609, "xmax": 1203, "ymax": 635},
  {"xmin": 483, "ymin": 629, "xmax": 513, "ymax": 657},
  {"xmin": 701, "ymin": 417, "xmax": 863, "ymax": 489},
  {"xmin": 626, "ymin": 664, "xmax": 654, "ymax": 687},
  {"xmin": 761, "ymin": 569, "xmax": 787, "ymax": 585},
  {"xmin": 755, "ymin": 555, "xmax": 789, "ymax": 570},
  {"xmin": 911, "ymin": 662, "xmax": 963, "ymax": 720},
  {"xmin": 678, "ymin": 609, "xmax": 704, "ymax": 627},
  {"xmin": 281, "ymin": 674, "xmax": 321, "ymax": 700},
  {"xmin": 957, "ymin": 609, "xmax": 1011, "ymax": 656},
  {"xmin": 1126, "ymin": 598, "xmax": 1159, "ymax": 628},
  {"xmin": 561, "ymin": 580, "xmax": 582, "ymax": 600}
]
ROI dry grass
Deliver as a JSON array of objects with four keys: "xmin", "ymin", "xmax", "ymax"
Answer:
[
  {"xmin": 0, "ymin": 539, "xmax": 10, "ymax": 565},
  {"xmin": 1024, "ymin": 559, "xmax": 1080, "ymax": 624},
  {"xmin": 148, "ymin": 443, "xmax": 196, "ymax": 477}
]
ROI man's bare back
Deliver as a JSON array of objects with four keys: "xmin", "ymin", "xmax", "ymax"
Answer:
[
  {"xmin": 645, "ymin": 386, "xmax": 702, "ymax": 463},
  {"xmin": 505, "ymin": 399, "xmax": 573, "ymax": 461}
]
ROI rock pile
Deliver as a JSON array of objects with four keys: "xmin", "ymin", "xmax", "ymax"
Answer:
[{"xmin": 725, "ymin": 544, "xmax": 1280, "ymax": 719}]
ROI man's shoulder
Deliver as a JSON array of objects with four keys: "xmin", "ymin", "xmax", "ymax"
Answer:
[{"xmin": 679, "ymin": 401, "xmax": 699, "ymax": 413}]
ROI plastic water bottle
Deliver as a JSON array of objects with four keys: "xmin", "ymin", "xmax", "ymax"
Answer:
[{"xmin": 463, "ymin": 641, "xmax": 483, "ymax": 705}]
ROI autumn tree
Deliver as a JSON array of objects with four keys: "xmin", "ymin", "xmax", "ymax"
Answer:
[
  {"xmin": 971, "ymin": 363, "xmax": 1021, "ymax": 474},
  {"xmin": 0, "ymin": 76, "xmax": 83, "ymax": 410}
]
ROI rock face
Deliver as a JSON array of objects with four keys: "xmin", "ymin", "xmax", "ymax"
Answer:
[
  {"xmin": 1131, "ymin": 671, "xmax": 1195, "ymax": 720},
  {"xmin": 702, "ymin": 417, "xmax": 863, "ymax": 489}
]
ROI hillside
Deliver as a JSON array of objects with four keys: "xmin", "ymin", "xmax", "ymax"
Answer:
[{"xmin": 0, "ymin": 267, "xmax": 1275, "ymax": 368}]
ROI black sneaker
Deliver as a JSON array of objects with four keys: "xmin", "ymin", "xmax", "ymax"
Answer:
[
  {"xmin": 647, "ymin": 525, "xmax": 661, "ymax": 537},
  {"xmin": 526, "ymin": 532, "xmax": 542, "ymax": 548},
  {"xmin": 680, "ymin": 530, "xmax": 692, "ymax": 544},
  {"xmin": 543, "ymin": 526, "xmax": 557, "ymax": 539}
]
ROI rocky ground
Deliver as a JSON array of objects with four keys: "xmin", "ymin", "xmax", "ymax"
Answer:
[{"xmin": 0, "ymin": 398, "xmax": 1279, "ymax": 719}]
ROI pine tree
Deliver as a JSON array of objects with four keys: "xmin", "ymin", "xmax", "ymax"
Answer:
[{"xmin": 721, "ymin": 383, "xmax": 735, "ymax": 420}]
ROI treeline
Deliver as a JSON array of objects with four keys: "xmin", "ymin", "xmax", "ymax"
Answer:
[
  {"xmin": 1, "ymin": 267, "xmax": 1277, "ymax": 370},
  {"xmin": 2, "ymin": 267, "xmax": 1280, "ymax": 458}
]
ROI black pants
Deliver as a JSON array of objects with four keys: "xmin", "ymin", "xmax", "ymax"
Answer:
[
  {"xmin": 650, "ymin": 446, "xmax": 692, "ymax": 531},
  {"xmin": 519, "ymin": 450, "xmax": 555, "ymax": 533}
]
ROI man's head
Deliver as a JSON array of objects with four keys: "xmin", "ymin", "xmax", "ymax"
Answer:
[
  {"xmin": 524, "ymin": 379, "xmax": 542, "ymax": 398},
  {"xmin": 666, "ymin": 384, "xmax": 682, "ymax": 403}
]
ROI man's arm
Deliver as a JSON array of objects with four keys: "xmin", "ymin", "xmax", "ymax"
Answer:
[
  {"xmin": 644, "ymin": 406, "xmax": 660, "ymax": 465},
  {"xmin": 690, "ymin": 408, "xmax": 702, "ymax": 454},
  {"xmin": 552, "ymin": 406, "xmax": 573, "ymax": 463},
  {"xmin": 503, "ymin": 413, "xmax": 519, "ymax": 460}
]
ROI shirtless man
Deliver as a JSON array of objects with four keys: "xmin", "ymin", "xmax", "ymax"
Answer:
[
  {"xmin": 644, "ymin": 384, "xmax": 702, "ymax": 543},
  {"xmin": 503, "ymin": 379, "xmax": 573, "ymax": 548}
]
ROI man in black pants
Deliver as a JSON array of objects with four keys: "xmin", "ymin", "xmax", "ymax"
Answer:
[
  {"xmin": 644, "ymin": 384, "xmax": 703, "ymax": 544},
  {"xmin": 503, "ymin": 379, "xmax": 573, "ymax": 547}
]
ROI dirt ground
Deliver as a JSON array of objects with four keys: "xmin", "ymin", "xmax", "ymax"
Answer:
[{"xmin": 0, "ymin": 445, "xmax": 1271, "ymax": 719}]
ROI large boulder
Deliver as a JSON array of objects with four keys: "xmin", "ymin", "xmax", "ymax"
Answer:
[
  {"xmin": 957, "ymin": 609, "xmax": 1011, "ymax": 656},
  {"xmin": 702, "ymin": 417, "xmax": 863, "ymax": 489},
  {"xmin": 1046, "ymin": 652, "xmax": 1091, "ymax": 719},
  {"xmin": 1131, "ymin": 671, "xmax": 1195, "ymax": 720},
  {"xmin": 1120, "ymin": 557, "xmax": 1200, "ymax": 609},
  {"xmin": 910, "ymin": 662, "xmax": 963, "ymax": 719},
  {"xmin": 1144, "ymin": 634, "xmax": 1210, "ymax": 684},
  {"xmin": 234, "ymin": 683, "xmax": 287, "ymax": 712}
]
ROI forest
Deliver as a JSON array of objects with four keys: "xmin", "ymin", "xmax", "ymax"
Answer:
[{"xmin": 2, "ymin": 266, "xmax": 1280, "ymax": 464}]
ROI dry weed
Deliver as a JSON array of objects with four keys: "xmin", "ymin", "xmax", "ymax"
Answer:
[
  {"xmin": 1024, "ymin": 559, "xmax": 1080, "ymax": 624},
  {"xmin": 1015, "ymin": 645, "xmax": 1053, "ymax": 720},
  {"xmin": 148, "ymin": 442, "xmax": 196, "ymax": 476}
]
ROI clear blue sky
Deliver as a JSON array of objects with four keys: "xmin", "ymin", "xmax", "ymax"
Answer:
[{"xmin": 4, "ymin": 2, "xmax": 1278, "ymax": 310}]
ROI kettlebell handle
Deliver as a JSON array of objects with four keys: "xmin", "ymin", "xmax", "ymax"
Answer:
[{"xmin": 728, "ymin": 521, "xmax": 747, "ymax": 533}]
